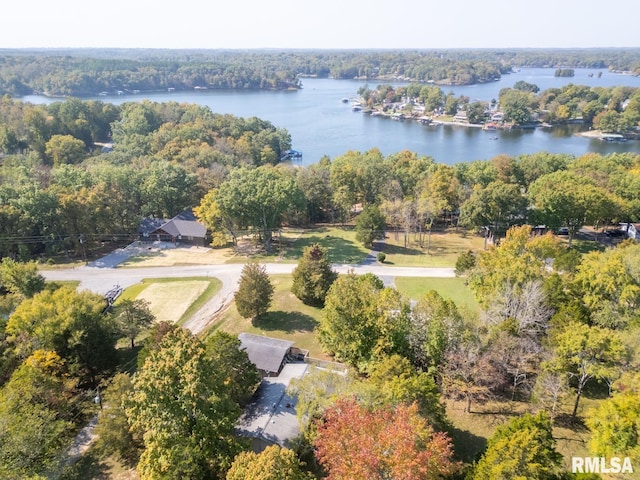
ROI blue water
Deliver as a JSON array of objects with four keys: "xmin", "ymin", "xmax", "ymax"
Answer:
[{"xmin": 21, "ymin": 68, "xmax": 640, "ymax": 165}]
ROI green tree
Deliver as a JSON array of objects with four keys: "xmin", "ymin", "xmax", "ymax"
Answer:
[
  {"xmin": 214, "ymin": 165, "xmax": 304, "ymax": 251},
  {"xmin": 586, "ymin": 372, "xmax": 640, "ymax": 462},
  {"xmin": 466, "ymin": 101, "xmax": 486, "ymax": 124},
  {"xmin": 234, "ymin": 262, "xmax": 274, "ymax": 320},
  {"xmin": 44, "ymin": 134, "xmax": 86, "ymax": 166},
  {"xmin": 0, "ymin": 258, "xmax": 45, "ymax": 298},
  {"xmin": 128, "ymin": 328, "xmax": 243, "ymax": 480},
  {"xmin": 291, "ymin": 244, "xmax": 337, "ymax": 307},
  {"xmin": 467, "ymin": 226, "xmax": 562, "ymax": 308},
  {"xmin": 205, "ymin": 331, "xmax": 261, "ymax": 406},
  {"xmin": 499, "ymin": 88, "xmax": 535, "ymax": 124},
  {"xmin": 226, "ymin": 445, "xmax": 313, "ymax": 480},
  {"xmin": 473, "ymin": 412, "xmax": 562, "ymax": 479},
  {"xmin": 319, "ymin": 272, "xmax": 409, "ymax": 371},
  {"xmin": 455, "ymin": 250, "xmax": 476, "ymax": 276},
  {"xmin": 573, "ymin": 243, "xmax": 640, "ymax": 328},
  {"xmin": 0, "ymin": 350, "xmax": 77, "ymax": 478},
  {"xmin": 362, "ymin": 354, "xmax": 446, "ymax": 429},
  {"xmin": 142, "ymin": 161, "xmax": 198, "ymax": 218},
  {"xmin": 460, "ymin": 180, "xmax": 527, "ymax": 234},
  {"xmin": 6, "ymin": 287, "xmax": 118, "ymax": 383},
  {"xmin": 355, "ymin": 205, "xmax": 386, "ymax": 248},
  {"xmin": 115, "ymin": 299, "xmax": 155, "ymax": 349},
  {"xmin": 330, "ymin": 149, "xmax": 387, "ymax": 210},
  {"xmin": 295, "ymin": 158, "xmax": 333, "ymax": 223},
  {"xmin": 528, "ymin": 170, "xmax": 620, "ymax": 246},
  {"xmin": 546, "ymin": 321, "xmax": 626, "ymax": 417},
  {"xmin": 194, "ymin": 189, "xmax": 238, "ymax": 246}
]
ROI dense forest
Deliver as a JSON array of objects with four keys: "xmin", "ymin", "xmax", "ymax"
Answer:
[
  {"xmin": 1, "ymin": 86, "xmax": 640, "ymax": 478},
  {"xmin": 1, "ymin": 48, "xmax": 639, "ymax": 97}
]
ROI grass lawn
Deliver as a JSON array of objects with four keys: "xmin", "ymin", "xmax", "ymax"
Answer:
[
  {"xmin": 206, "ymin": 274, "xmax": 328, "ymax": 359},
  {"xmin": 231, "ymin": 226, "xmax": 370, "ymax": 265},
  {"xmin": 394, "ymin": 276, "xmax": 480, "ymax": 313},
  {"xmin": 117, "ymin": 277, "xmax": 222, "ymax": 326},
  {"xmin": 381, "ymin": 229, "xmax": 484, "ymax": 267},
  {"xmin": 282, "ymin": 226, "xmax": 370, "ymax": 264}
]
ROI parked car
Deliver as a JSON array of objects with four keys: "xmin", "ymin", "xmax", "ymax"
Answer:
[{"xmin": 605, "ymin": 229, "xmax": 625, "ymax": 237}]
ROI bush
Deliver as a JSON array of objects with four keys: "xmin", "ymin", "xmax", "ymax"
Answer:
[
  {"xmin": 377, "ymin": 252, "xmax": 386, "ymax": 263},
  {"xmin": 455, "ymin": 250, "xmax": 476, "ymax": 276}
]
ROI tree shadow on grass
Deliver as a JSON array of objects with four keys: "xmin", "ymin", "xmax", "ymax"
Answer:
[
  {"xmin": 381, "ymin": 242, "xmax": 424, "ymax": 257},
  {"xmin": 553, "ymin": 413, "xmax": 589, "ymax": 432},
  {"xmin": 59, "ymin": 449, "xmax": 112, "ymax": 480},
  {"xmin": 253, "ymin": 311, "xmax": 318, "ymax": 333},
  {"xmin": 446, "ymin": 426, "xmax": 488, "ymax": 464}
]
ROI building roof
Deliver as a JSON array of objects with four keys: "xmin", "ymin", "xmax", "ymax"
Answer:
[
  {"xmin": 138, "ymin": 217, "xmax": 169, "ymax": 235},
  {"xmin": 138, "ymin": 209, "xmax": 207, "ymax": 239},
  {"xmin": 239, "ymin": 333, "xmax": 294, "ymax": 374},
  {"xmin": 159, "ymin": 218, "xmax": 207, "ymax": 238}
]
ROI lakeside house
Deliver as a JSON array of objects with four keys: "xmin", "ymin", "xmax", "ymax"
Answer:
[{"xmin": 453, "ymin": 111, "xmax": 468, "ymax": 123}]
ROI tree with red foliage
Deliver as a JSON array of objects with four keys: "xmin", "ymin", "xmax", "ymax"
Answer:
[{"xmin": 314, "ymin": 398, "xmax": 457, "ymax": 480}]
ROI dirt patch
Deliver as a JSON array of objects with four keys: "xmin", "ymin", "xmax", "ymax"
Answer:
[{"xmin": 120, "ymin": 245, "xmax": 233, "ymax": 267}]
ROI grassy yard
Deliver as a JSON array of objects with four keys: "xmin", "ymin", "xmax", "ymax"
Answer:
[
  {"xmin": 117, "ymin": 277, "xmax": 222, "ymax": 326},
  {"xmin": 381, "ymin": 229, "xmax": 485, "ymax": 267},
  {"xmin": 229, "ymin": 226, "xmax": 370, "ymax": 265},
  {"xmin": 445, "ymin": 394, "xmax": 602, "ymax": 471},
  {"xmin": 206, "ymin": 274, "xmax": 328, "ymax": 359},
  {"xmin": 394, "ymin": 276, "xmax": 480, "ymax": 314}
]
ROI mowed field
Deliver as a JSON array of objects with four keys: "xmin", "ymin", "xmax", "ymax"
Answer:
[
  {"xmin": 118, "ymin": 277, "xmax": 222, "ymax": 325},
  {"xmin": 118, "ymin": 227, "xmax": 485, "ymax": 269},
  {"xmin": 136, "ymin": 280, "xmax": 209, "ymax": 323}
]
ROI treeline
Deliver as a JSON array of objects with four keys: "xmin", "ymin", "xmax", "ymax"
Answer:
[
  {"xmin": 1, "ymin": 95, "xmax": 639, "ymax": 262},
  {"xmin": 0, "ymin": 96, "xmax": 291, "ymax": 258},
  {"xmin": 1, "ymin": 48, "xmax": 639, "ymax": 97}
]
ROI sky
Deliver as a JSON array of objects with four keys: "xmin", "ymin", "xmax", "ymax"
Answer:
[{"xmin": 1, "ymin": 0, "xmax": 638, "ymax": 50}]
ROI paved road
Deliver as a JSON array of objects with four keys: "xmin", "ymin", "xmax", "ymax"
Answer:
[{"xmin": 42, "ymin": 263, "xmax": 455, "ymax": 334}]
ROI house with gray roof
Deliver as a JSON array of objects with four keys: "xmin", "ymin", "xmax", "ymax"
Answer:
[
  {"xmin": 138, "ymin": 209, "xmax": 207, "ymax": 246},
  {"xmin": 238, "ymin": 333, "xmax": 295, "ymax": 377}
]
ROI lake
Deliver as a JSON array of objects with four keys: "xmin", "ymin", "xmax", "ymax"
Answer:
[{"xmin": 21, "ymin": 68, "xmax": 640, "ymax": 165}]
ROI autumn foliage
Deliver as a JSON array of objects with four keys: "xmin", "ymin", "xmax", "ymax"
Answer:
[{"xmin": 314, "ymin": 398, "xmax": 457, "ymax": 480}]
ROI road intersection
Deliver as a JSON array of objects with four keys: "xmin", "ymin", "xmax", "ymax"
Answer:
[{"xmin": 41, "ymin": 262, "xmax": 455, "ymax": 334}]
